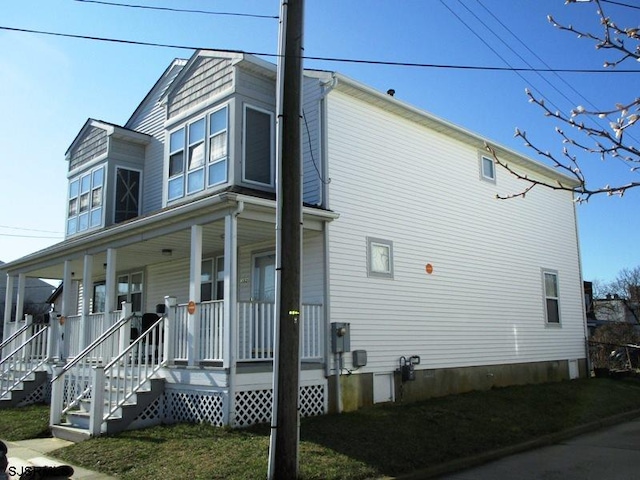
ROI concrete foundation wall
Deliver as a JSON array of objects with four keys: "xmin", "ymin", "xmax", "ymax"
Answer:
[{"xmin": 328, "ymin": 359, "xmax": 588, "ymax": 413}]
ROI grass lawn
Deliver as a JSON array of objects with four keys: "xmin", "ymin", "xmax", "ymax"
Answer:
[{"xmin": 3, "ymin": 377, "xmax": 640, "ymax": 479}]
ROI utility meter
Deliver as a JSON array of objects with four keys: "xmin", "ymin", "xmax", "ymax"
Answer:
[{"xmin": 330, "ymin": 322, "xmax": 350, "ymax": 353}]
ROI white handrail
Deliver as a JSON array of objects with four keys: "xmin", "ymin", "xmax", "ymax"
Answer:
[
  {"xmin": 0, "ymin": 325, "xmax": 49, "ymax": 400},
  {"xmin": 0, "ymin": 321, "xmax": 32, "ymax": 353}
]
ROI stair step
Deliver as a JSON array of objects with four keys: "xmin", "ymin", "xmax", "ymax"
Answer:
[{"xmin": 51, "ymin": 424, "xmax": 91, "ymax": 443}]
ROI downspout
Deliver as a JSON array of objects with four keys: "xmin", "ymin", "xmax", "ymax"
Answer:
[
  {"xmin": 319, "ymin": 74, "xmax": 342, "ymax": 412},
  {"xmin": 227, "ymin": 199, "xmax": 244, "ymax": 426},
  {"xmin": 572, "ymin": 199, "xmax": 590, "ymax": 376}
]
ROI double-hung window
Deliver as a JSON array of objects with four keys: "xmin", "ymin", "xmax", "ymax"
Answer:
[
  {"xmin": 543, "ymin": 269, "xmax": 560, "ymax": 324},
  {"xmin": 167, "ymin": 105, "xmax": 228, "ymax": 202},
  {"xmin": 67, "ymin": 166, "xmax": 104, "ymax": 235},
  {"xmin": 117, "ymin": 272, "xmax": 143, "ymax": 313},
  {"xmin": 201, "ymin": 256, "xmax": 225, "ymax": 302}
]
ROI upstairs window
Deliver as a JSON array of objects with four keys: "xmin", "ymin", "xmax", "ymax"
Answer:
[
  {"xmin": 367, "ymin": 237, "xmax": 394, "ymax": 279},
  {"xmin": 243, "ymin": 106, "xmax": 274, "ymax": 186},
  {"xmin": 167, "ymin": 105, "xmax": 228, "ymax": 202},
  {"xmin": 480, "ymin": 155, "xmax": 496, "ymax": 183},
  {"xmin": 67, "ymin": 166, "xmax": 104, "ymax": 235},
  {"xmin": 543, "ymin": 269, "xmax": 560, "ymax": 324}
]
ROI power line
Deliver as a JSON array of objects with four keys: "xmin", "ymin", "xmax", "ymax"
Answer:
[
  {"xmin": 601, "ymin": 0, "xmax": 640, "ymax": 10},
  {"xmin": 0, "ymin": 225, "xmax": 63, "ymax": 234},
  {"xmin": 1, "ymin": 25, "xmax": 638, "ymax": 74},
  {"xmin": 0, "ymin": 233, "xmax": 63, "ymax": 239},
  {"xmin": 73, "ymin": 0, "xmax": 278, "ymax": 20}
]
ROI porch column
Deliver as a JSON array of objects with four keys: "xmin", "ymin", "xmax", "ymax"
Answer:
[
  {"xmin": 105, "ymin": 248, "xmax": 117, "ymax": 314},
  {"xmin": 81, "ymin": 254, "xmax": 93, "ymax": 349},
  {"xmin": 15, "ymin": 273, "xmax": 26, "ymax": 323},
  {"xmin": 60, "ymin": 261, "xmax": 73, "ymax": 360},
  {"xmin": 3, "ymin": 274, "xmax": 14, "ymax": 341},
  {"xmin": 223, "ymin": 207, "xmax": 239, "ymax": 425},
  {"xmin": 188, "ymin": 224, "xmax": 203, "ymax": 366}
]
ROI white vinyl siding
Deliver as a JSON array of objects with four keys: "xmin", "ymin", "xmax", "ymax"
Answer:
[{"xmin": 325, "ymin": 90, "xmax": 584, "ymax": 373}]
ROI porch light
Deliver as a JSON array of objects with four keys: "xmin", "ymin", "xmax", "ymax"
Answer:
[{"xmin": 161, "ymin": 249, "xmax": 173, "ymax": 257}]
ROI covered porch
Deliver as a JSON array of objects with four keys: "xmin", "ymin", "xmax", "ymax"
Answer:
[{"xmin": 1, "ymin": 192, "xmax": 336, "ymax": 430}]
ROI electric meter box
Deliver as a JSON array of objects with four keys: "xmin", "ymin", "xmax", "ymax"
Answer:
[{"xmin": 330, "ymin": 322, "xmax": 350, "ymax": 353}]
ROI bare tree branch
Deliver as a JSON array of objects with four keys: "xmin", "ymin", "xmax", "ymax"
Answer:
[{"xmin": 498, "ymin": 0, "xmax": 640, "ymax": 201}]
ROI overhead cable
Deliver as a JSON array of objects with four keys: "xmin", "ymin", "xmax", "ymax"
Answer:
[{"xmin": 0, "ymin": 25, "xmax": 638, "ymax": 74}]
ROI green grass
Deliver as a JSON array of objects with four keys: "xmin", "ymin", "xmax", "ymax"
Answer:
[
  {"xmin": 0, "ymin": 403, "xmax": 51, "ymax": 441},
  {"xmin": 4, "ymin": 378, "xmax": 640, "ymax": 479}
]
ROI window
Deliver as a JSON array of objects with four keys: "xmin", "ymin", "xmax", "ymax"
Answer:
[
  {"xmin": 480, "ymin": 155, "xmax": 496, "ymax": 182},
  {"xmin": 201, "ymin": 256, "xmax": 225, "ymax": 302},
  {"xmin": 243, "ymin": 106, "xmax": 274, "ymax": 186},
  {"xmin": 117, "ymin": 272, "xmax": 143, "ymax": 313},
  {"xmin": 543, "ymin": 270, "xmax": 560, "ymax": 324},
  {"xmin": 367, "ymin": 238, "xmax": 394, "ymax": 279},
  {"xmin": 92, "ymin": 282, "xmax": 106, "ymax": 314},
  {"xmin": 167, "ymin": 105, "xmax": 228, "ymax": 202},
  {"xmin": 114, "ymin": 168, "xmax": 141, "ymax": 223},
  {"xmin": 67, "ymin": 166, "xmax": 104, "ymax": 235}
]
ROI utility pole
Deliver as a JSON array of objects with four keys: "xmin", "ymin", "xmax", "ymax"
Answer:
[{"xmin": 268, "ymin": 0, "xmax": 304, "ymax": 479}]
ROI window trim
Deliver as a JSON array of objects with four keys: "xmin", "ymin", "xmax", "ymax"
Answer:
[
  {"xmin": 242, "ymin": 104, "xmax": 275, "ymax": 187},
  {"xmin": 367, "ymin": 237, "xmax": 394, "ymax": 279},
  {"xmin": 479, "ymin": 154, "xmax": 496, "ymax": 183},
  {"xmin": 166, "ymin": 103, "xmax": 229, "ymax": 203},
  {"xmin": 542, "ymin": 268, "xmax": 561, "ymax": 326},
  {"xmin": 116, "ymin": 271, "xmax": 144, "ymax": 314}
]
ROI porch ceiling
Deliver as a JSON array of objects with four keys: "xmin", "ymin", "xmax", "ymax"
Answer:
[{"xmin": 15, "ymin": 217, "xmax": 277, "ymax": 281}]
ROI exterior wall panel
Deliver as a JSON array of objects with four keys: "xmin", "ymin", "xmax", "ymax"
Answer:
[{"xmin": 325, "ymin": 90, "xmax": 585, "ymax": 375}]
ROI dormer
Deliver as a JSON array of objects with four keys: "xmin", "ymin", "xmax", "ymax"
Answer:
[
  {"xmin": 160, "ymin": 50, "xmax": 277, "ymax": 207},
  {"xmin": 65, "ymin": 119, "xmax": 151, "ymax": 237}
]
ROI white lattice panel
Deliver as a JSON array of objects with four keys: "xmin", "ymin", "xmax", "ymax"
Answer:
[
  {"xmin": 129, "ymin": 397, "xmax": 164, "ymax": 430},
  {"xmin": 164, "ymin": 389, "xmax": 226, "ymax": 426},
  {"xmin": 233, "ymin": 384, "xmax": 325, "ymax": 427}
]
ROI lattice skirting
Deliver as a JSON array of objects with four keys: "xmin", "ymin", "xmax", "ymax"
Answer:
[
  {"xmin": 135, "ymin": 383, "xmax": 326, "ymax": 428},
  {"xmin": 233, "ymin": 384, "xmax": 326, "ymax": 428},
  {"xmin": 163, "ymin": 389, "xmax": 227, "ymax": 426},
  {"xmin": 16, "ymin": 380, "xmax": 52, "ymax": 406}
]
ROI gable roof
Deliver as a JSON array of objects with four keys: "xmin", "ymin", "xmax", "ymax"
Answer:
[{"xmin": 65, "ymin": 118, "xmax": 152, "ymax": 160}]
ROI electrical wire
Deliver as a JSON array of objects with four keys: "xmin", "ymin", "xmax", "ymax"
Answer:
[
  {"xmin": 1, "ymin": 25, "xmax": 638, "ymax": 74},
  {"xmin": 601, "ymin": 0, "xmax": 640, "ymax": 9},
  {"xmin": 0, "ymin": 225, "xmax": 63, "ymax": 234},
  {"xmin": 73, "ymin": 0, "xmax": 278, "ymax": 20}
]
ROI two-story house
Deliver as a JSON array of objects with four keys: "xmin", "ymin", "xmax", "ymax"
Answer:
[{"xmin": 0, "ymin": 50, "xmax": 587, "ymax": 440}]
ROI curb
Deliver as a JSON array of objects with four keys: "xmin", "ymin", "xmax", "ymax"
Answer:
[{"xmin": 392, "ymin": 408, "xmax": 640, "ymax": 480}]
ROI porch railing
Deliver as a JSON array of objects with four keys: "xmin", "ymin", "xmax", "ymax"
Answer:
[
  {"xmin": 90, "ymin": 313, "xmax": 166, "ymax": 435},
  {"xmin": 0, "ymin": 321, "xmax": 33, "ymax": 358},
  {"xmin": 237, "ymin": 302, "xmax": 323, "ymax": 362},
  {"xmin": 50, "ymin": 306, "xmax": 135, "ymax": 426},
  {"xmin": 0, "ymin": 323, "xmax": 49, "ymax": 401},
  {"xmin": 171, "ymin": 301, "xmax": 323, "ymax": 363}
]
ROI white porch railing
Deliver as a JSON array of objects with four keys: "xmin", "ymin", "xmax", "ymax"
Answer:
[
  {"xmin": 0, "ymin": 323, "xmax": 50, "ymax": 401},
  {"xmin": 237, "ymin": 302, "xmax": 323, "ymax": 362},
  {"xmin": 50, "ymin": 307, "xmax": 136, "ymax": 426},
  {"xmin": 171, "ymin": 301, "xmax": 323, "ymax": 363},
  {"xmin": 64, "ymin": 311, "xmax": 122, "ymax": 360}
]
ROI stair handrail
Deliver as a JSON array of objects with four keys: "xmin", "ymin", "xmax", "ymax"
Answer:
[
  {"xmin": 0, "ymin": 321, "xmax": 33, "ymax": 354},
  {"xmin": 99, "ymin": 314, "xmax": 166, "ymax": 422},
  {"xmin": 51, "ymin": 312, "xmax": 137, "ymax": 383},
  {"xmin": 0, "ymin": 325, "xmax": 49, "ymax": 400},
  {"xmin": 49, "ymin": 307, "xmax": 136, "ymax": 424}
]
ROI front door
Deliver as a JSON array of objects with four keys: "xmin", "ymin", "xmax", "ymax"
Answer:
[{"xmin": 252, "ymin": 252, "xmax": 276, "ymax": 302}]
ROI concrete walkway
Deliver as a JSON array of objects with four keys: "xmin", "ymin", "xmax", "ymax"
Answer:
[{"xmin": 2, "ymin": 438, "xmax": 115, "ymax": 480}]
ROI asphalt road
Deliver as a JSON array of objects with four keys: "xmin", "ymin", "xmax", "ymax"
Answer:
[{"xmin": 439, "ymin": 417, "xmax": 640, "ymax": 480}]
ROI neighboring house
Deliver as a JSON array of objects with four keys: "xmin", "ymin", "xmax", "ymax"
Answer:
[
  {"xmin": 593, "ymin": 294, "xmax": 639, "ymax": 326},
  {"xmin": 0, "ymin": 260, "xmax": 55, "ymax": 338},
  {"xmin": 0, "ymin": 50, "xmax": 587, "ymax": 439}
]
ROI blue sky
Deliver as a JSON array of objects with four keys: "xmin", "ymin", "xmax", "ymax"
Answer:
[{"xmin": 0, "ymin": 0, "xmax": 638, "ymax": 283}]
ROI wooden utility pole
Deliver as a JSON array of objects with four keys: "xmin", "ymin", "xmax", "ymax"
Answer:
[{"xmin": 268, "ymin": 0, "xmax": 304, "ymax": 478}]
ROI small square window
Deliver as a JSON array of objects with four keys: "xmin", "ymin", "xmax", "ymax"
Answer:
[
  {"xmin": 367, "ymin": 237, "xmax": 394, "ymax": 279},
  {"xmin": 480, "ymin": 155, "xmax": 496, "ymax": 182}
]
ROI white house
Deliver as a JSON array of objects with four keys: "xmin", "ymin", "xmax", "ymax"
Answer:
[{"xmin": 0, "ymin": 50, "xmax": 587, "ymax": 441}]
